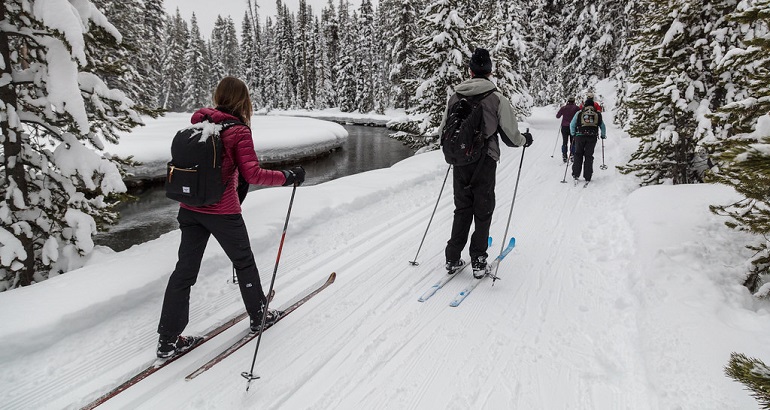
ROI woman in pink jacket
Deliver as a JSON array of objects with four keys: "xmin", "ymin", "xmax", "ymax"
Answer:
[{"xmin": 156, "ymin": 77, "xmax": 305, "ymax": 358}]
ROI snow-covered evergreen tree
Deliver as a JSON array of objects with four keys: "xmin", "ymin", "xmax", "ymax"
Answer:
[
  {"xmin": 486, "ymin": 1, "xmax": 532, "ymax": 118},
  {"xmin": 320, "ymin": 0, "xmax": 340, "ymax": 107},
  {"xmin": 240, "ymin": 12, "xmax": 260, "ymax": 108},
  {"xmin": 262, "ymin": 17, "xmax": 279, "ymax": 110},
  {"xmin": 90, "ymin": 0, "xmax": 149, "ymax": 109},
  {"xmin": 613, "ymin": 0, "xmax": 650, "ymax": 127},
  {"xmin": 710, "ymin": 0, "xmax": 770, "ymax": 292},
  {"xmin": 141, "ymin": 0, "xmax": 168, "ymax": 110},
  {"xmin": 295, "ymin": 0, "xmax": 313, "ymax": 108},
  {"xmin": 725, "ymin": 352, "xmax": 770, "ymax": 408},
  {"xmin": 410, "ymin": 0, "xmax": 472, "ymax": 137},
  {"xmin": 182, "ymin": 14, "xmax": 210, "ymax": 111},
  {"xmin": 335, "ymin": 2, "xmax": 358, "ymax": 112},
  {"xmin": 619, "ymin": 0, "xmax": 737, "ymax": 185},
  {"xmin": 383, "ymin": 0, "xmax": 420, "ymax": 110},
  {"xmin": 161, "ymin": 9, "xmax": 189, "ymax": 111},
  {"xmin": 559, "ymin": 0, "xmax": 604, "ymax": 96},
  {"xmin": 521, "ymin": 0, "xmax": 565, "ymax": 105},
  {"xmin": 0, "ymin": 0, "xmax": 142, "ymax": 289},
  {"xmin": 354, "ymin": 0, "xmax": 377, "ymax": 113}
]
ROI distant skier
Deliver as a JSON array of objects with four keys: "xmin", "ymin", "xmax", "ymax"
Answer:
[
  {"xmin": 570, "ymin": 95, "xmax": 607, "ymax": 183},
  {"xmin": 579, "ymin": 91, "xmax": 603, "ymax": 112},
  {"xmin": 156, "ymin": 77, "xmax": 306, "ymax": 359},
  {"xmin": 438, "ymin": 48, "xmax": 532, "ymax": 279},
  {"xmin": 556, "ymin": 97, "xmax": 580, "ymax": 162}
]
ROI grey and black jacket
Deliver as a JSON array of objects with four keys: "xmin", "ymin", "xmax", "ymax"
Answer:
[{"xmin": 437, "ymin": 77, "xmax": 525, "ymax": 162}]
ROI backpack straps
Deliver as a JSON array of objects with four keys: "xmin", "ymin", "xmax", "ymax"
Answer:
[{"xmin": 462, "ymin": 88, "xmax": 496, "ymax": 190}]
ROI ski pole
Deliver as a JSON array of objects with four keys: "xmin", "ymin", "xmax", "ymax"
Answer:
[
  {"xmin": 242, "ymin": 182, "xmax": 298, "ymax": 391},
  {"xmin": 409, "ymin": 165, "xmax": 451, "ymax": 266},
  {"xmin": 560, "ymin": 143, "xmax": 571, "ymax": 183},
  {"xmin": 600, "ymin": 137, "xmax": 607, "ymax": 170},
  {"xmin": 550, "ymin": 126, "xmax": 560, "ymax": 158},
  {"xmin": 493, "ymin": 143, "xmax": 527, "ymax": 285}
]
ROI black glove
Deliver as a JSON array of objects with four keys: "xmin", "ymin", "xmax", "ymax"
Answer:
[
  {"xmin": 523, "ymin": 132, "xmax": 533, "ymax": 148},
  {"xmin": 282, "ymin": 166, "xmax": 306, "ymax": 186},
  {"xmin": 237, "ymin": 175, "xmax": 249, "ymax": 204}
]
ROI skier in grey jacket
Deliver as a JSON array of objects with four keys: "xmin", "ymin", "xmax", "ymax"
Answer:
[{"xmin": 438, "ymin": 48, "xmax": 532, "ymax": 279}]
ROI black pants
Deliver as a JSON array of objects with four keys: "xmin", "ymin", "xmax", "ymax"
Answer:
[
  {"xmin": 560, "ymin": 126, "xmax": 573, "ymax": 158},
  {"xmin": 158, "ymin": 207, "xmax": 267, "ymax": 338},
  {"xmin": 572, "ymin": 135, "xmax": 598, "ymax": 181},
  {"xmin": 445, "ymin": 158, "xmax": 496, "ymax": 262}
]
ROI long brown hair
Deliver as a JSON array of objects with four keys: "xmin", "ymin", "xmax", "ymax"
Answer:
[{"xmin": 213, "ymin": 76, "xmax": 253, "ymax": 126}]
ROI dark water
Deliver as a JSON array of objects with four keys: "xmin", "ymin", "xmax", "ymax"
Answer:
[{"xmin": 93, "ymin": 125, "xmax": 414, "ymax": 252}]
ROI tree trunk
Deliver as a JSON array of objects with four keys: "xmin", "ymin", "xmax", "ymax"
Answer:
[{"xmin": 0, "ymin": 3, "xmax": 35, "ymax": 286}]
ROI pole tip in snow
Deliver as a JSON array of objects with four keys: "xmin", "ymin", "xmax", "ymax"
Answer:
[
  {"xmin": 409, "ymin": 261, "xmax": 419, "ymax": 266},
  {"xmin": 242, "ymin": 371, "xmax": 260, "ymax": 391}
]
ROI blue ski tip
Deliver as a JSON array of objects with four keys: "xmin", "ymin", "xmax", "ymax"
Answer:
[
  {"xmin": 487, "ymin": 237, "xmax": 493, "ymax": 247},
  {"xmin": 508, "ymin": 237, "xmax": 516, "ymax": 247}
]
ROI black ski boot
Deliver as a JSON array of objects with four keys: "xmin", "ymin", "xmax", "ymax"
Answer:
[
  {"xmin": 250, "ymin": 310, "xmax": 280, "ymax": 333},
  {"xmin": 445, "ymin": 259, "xmax": 465, "ymax": 275},
  {"xmin": 472, "ymin": 256, "xmax": 488, "ymax": 279},
  {"xmin": 156, "ymin": 335, "xmax": 202, "ymax": 359}
]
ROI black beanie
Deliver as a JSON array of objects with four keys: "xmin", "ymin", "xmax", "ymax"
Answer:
[{"xmin": 469, "ymin": 48, "xmax": 492, "ymax": 76}]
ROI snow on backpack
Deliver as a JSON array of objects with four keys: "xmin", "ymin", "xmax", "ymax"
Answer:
[
  {"xmin": 165, "ymin": 119, "xmax": 244, "ymax": 206},
  {"xmin": 440, "ymin": 89, "xmax": 495, "ymax": 165},
  {"xmin": 577, "ymin": 106, "xmax": 600, "ymax": 136}
]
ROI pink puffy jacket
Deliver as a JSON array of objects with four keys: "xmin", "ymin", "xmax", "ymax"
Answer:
[{"xmin": 180, "ymin": 107, "xmax": 287, "ymax": 215}]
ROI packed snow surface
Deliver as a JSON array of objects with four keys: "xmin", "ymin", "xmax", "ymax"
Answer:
[{"xmin": 1, "ymin": 88, "xmax": 768, "ymax": 409}]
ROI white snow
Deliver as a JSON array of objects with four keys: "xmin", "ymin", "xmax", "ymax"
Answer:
[
  {"xmin": 103, "ymin": 113, "xmax": 348, "ymax": 174},
  {"xmin": 1, "ymin": 91, "xmax": 769, "ymax": 409}
]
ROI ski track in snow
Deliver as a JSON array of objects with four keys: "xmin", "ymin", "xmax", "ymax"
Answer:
[{"xmin": 5, "ymin": 106, "xmax": 682, "ymax": 409}]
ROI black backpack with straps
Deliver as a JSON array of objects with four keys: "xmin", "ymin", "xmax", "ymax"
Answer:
[
  {"xmin": 165, "ymin": 118, "xmax": 244, "ymax": 206},
  {"xmin": 440, "ymin": 89, "xmax": 495, "ymax": 166}
]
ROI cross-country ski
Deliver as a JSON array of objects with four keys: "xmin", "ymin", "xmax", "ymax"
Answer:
[{"xmin": 449, "ymin": 238, "xmax": 516, "ymax": 307}]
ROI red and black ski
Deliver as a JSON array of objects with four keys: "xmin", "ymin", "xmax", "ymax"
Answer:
[
  {"xmin": 185, "ymin": 271, "xmax": 336, "ymax": 380},
  {"xmin": 82, "ymin": 289, "xmax": 275, "ymax": 409}
]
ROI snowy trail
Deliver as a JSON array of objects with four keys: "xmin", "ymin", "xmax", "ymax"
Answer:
[
  {"xmin": 12, "ymin": 100, "xmax": 767, "ymax": 409},
  {"xmin": 78, "ymin": 108, "xmax": 655, "ymax": 409}
]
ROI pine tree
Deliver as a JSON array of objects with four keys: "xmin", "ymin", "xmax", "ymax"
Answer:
[
  {"xmin": 382, "ymin": 0, "xmax": 420, "ymax": 110},
  {"xmin": 142, "ymin": 0, "xmax": 168, "ymax": 110},
  {"xmin": 183, "ymin": 14, "xmax": 210, "ymax": 110},
  {"xmin": 619, "ymin": 0, "xmax": 737, "ymax": 185},
  {"xmin": 320, "ymin": 0, "xmax": 340, "ymax": 107},
  {"xmin": 0, "ymin": 0, "xmax": 142, "ymax": 289},
  {"xmin": 560, "ymin": 0, "xmax": 605, "ymax": 96},
  {"xmin": 90, "ymin": 0, "xmax": 147, "ymax": 106},
  {"xmin": 295, "ymin": 0, "xmax": 312, "ymax": 108},
  {"xmin": 241, "ymin": 12, "xmax": 260, "ymax": 107},
  {"xmin": 521, "ymin": 0, "xmax": 565, "ymax": 105},
  {"xmin": 162, "ymin": 9, "xmax": 189, "ymax": 111},
  {"xmin": 486, "ymin": 1, "xmax": 532, "ymax": 118},
  {"xmin": 335, "ymin": 2, "xmax": 358, "ymax": 112},
  {"xmin": 354, "ymin": 0, "xmax": 377, "ymax": 113},
  {"xmin": 613, "ymin": 0, "xmax": 651, "ymax": 127},
  {"xmin": 262, "ymin": 17, "xmax": 279, "ymax": 110},
  {"xmin": 710, "ymin": 0, "xmax": 770, "ymax": 292},
  {"xmin": 410, "ymin": 0, "xmax": 472, "ymax": 137},
  {"xmin": 725, "ymin": 352, "xmax": 770, "ymax": 408}
]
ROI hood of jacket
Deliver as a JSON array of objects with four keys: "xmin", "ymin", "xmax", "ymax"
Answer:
[
  {"xmin": 454, "ymin": 77, "xmax": 496, "ymax": 96},
  {"xmin": 191, "ymin": 107, "xmax": 241, "ymax": 125}
]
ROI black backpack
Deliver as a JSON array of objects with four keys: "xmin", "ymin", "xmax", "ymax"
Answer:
[
  {"xmin": 577, "ymin": 106, "xmax": 600, "ymax": 137},
  {"xmin": 440, "ymin": 89, "xmax": 495, "ymax": 165},
  {"xmin": 165, "ymin": 119, "xmax": 244, "ymax": 206}
]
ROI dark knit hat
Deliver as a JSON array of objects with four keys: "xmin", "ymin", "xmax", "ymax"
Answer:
[
  {"xmin": 469, "ymin": 48, "xmax": 492, "ymax": 76},
  {"xmin": 568, "ymin": 96, "xmax": 575, "ymax": 103}
]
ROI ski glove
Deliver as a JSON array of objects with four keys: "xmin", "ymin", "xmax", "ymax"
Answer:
[
  {"xmin": 523, "ymin": 132, "xmax": 533, "ymax": 148},
  {"xmin": 601, "ymin": 135, "xmax": 607, "ymax": 139},
  {"xmin": 282, "ymin": 166, "xmax": 306, "ymax": 186}
]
